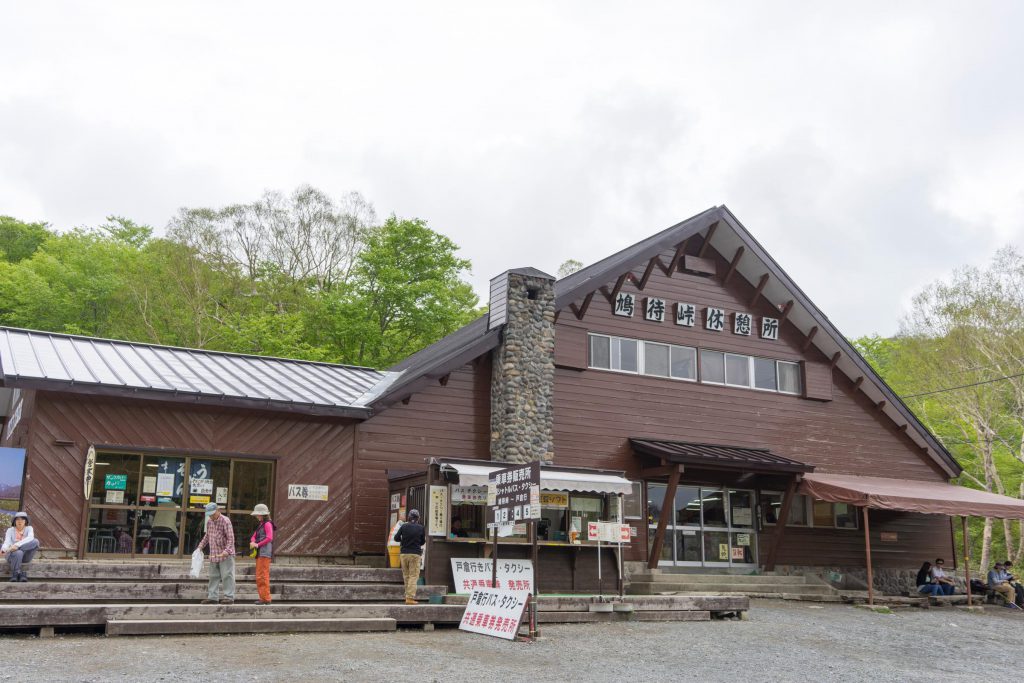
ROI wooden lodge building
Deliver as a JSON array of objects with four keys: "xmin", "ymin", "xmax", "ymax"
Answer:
[{"xmin": 0, "ymin": 206, "xmax": 964, "ymax": 592}]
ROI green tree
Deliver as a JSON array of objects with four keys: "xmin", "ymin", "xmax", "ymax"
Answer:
[
  {"xmin": 316, "ymin": 216, "xmax": 481, "ymax": 367},
  {"xmin": 0, "ymin": 216, "xmax": 51, "ymax": 263}
]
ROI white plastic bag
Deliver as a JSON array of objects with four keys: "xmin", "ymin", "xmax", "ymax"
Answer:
[{"xmin": 190, "ymin": 548, "xmax": 204, "ymax": 579}]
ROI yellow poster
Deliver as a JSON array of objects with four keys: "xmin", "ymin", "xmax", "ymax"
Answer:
[
  {"xmin": 190, "ymin": 495, "xmax": 210, "ymax": 505},
  {"xmin": 719, "ymin": 543, "xmax": 729, "ymax": 560},
  {"xmin": 540, "ymin": 491, "xmax": 569, "ymax": 508}
]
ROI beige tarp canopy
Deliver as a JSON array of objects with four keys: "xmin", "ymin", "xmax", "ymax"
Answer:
[{"xmin": 799, "ymin": 473, "xmax": 1024, "ymax": 520}]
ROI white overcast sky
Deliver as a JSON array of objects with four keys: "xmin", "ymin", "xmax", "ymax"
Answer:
[{"xmin": 2, "ymin": 2, "xmax": 1022, "ymax": 338}]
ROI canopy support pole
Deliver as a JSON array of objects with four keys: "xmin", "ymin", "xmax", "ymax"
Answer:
[
  {"xmin": 764, "ymin": 477, "xmax": 798, "ymax": 572},
  {"xmin": 647, "ymin": 466, "xmax": 681, "ymax": 569},
  {"xmin": 862, "ymin": 506, "xmax": 873, "ymax": 606},
  {"xmin": 962, "ymin": 516, "xmax": 972, "ymax": 607}
]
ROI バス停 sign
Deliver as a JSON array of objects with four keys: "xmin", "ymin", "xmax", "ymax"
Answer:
[{"xmin": 287, "ymin": 484, "xmax": 328, "ymax": 501}]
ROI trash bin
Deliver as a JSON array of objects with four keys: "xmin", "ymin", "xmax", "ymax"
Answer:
[{"xmin": 388, "ymin": 545, "xmax": 401, "ymax": 568}]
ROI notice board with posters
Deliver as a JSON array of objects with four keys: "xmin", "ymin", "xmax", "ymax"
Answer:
[{"xmin": 458, "ymin": 587, "xmax": 530, "ymax": 640}]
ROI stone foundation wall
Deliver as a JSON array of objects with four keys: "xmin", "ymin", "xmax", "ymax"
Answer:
[{"xmin": 775, "ymin": 564, "xmax": 966, "ymax": 595}]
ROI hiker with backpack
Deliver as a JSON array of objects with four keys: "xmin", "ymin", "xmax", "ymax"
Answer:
[{"xmin": 249, "ymin": 503, "xmax": 275, "ymax": 605}]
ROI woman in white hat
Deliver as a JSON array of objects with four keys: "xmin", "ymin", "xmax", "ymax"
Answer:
[
  {"xmin": 1, "ymin": 512, "xmax": 39, "ymax": 582},
  {"xmin": 248, "ymin": 503, "xmax": 275, "ymax": 604}
]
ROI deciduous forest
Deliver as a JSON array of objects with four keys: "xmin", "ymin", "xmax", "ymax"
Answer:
[
  {"xmin": 0, "ymin": 185, "xmax": 482, "ymax": 370},
  {"xmin": 2, "ymin": 189, "xmax": 1021, "ymax": 571}
]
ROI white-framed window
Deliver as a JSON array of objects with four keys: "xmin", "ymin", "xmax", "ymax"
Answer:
[
  {"xmin": 643, "ymin": 341, "xmax": 671, "ymax": 377},
  {"xmin": 670, "ymin": 345, "xmax": 697, "ymax": 381},
  {"xmin": 700, "ymin": 350, "xmax": 725, "ymax": 384},
  {"xmin": 590, "ymin": 334, "xmax": 696, "ymax": 382},
  {"xmin": 724, "ymin": 353, "xmax": 751, "ymax": 387},
  {"xmin": 590, "ymin": 335, "xmax": 800, "ymax": 395},
  {"xmin": 778, "ymin": 361, "xmax": 801, "ymax": 395}
]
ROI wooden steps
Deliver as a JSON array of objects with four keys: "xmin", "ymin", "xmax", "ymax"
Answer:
[
  {"xmin": 0, "ymin": 602, "xmax": 465, "ymax": 628},
  {"xmin": 0, "ymin": 560, "xmax": 749, "ymax": 635},
  {"xmin": 1, "ymin": 562, "xmax": 403, "ymax": 583},
  {"xmin": 106, "ymin": 617, "xmax": 397, "ymax": 636},
  {"xmin": 0, "ymin": 581, "xmax": 446, "ymax": 603}
]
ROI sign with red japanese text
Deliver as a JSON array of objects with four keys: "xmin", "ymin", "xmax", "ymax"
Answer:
[
  {"xmin": 458, "ymin": 587, "xmax": 530, "ymax": 640},
  {"xmin": 490, "ymin": 462, "xmax": 540, "ymax": 523},
  {"xmin": 587, "ymin": 521, "xmax": 600, "ymax": 541},
  {"xmin": 450, "ymin": 558, "xmax": 534, "ymax": 594}
]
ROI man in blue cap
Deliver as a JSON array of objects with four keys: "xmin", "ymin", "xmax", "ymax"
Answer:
[{"xmin": 195, "ymin": 502, "xmax": 236, "ymax": 604}]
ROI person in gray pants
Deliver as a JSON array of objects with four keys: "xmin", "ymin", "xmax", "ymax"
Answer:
[{"xmin": 2, "ymin": 512, "xmax": 39, "ymax": 582}]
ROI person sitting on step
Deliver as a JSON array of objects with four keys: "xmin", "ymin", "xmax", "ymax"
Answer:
[
  {"xmin": 987, "ymin": 562, "xmax": 1019, "ymax": 608},
  {"xmin": 1000, "ymin": 560, "xmax": 1024, "ymax": 607},
  {"xmin": 915, "ymin": 561, "xmax": 944, "ymax": 597},
  {"xmin": 1, "ymin": 512, "xmax": 39, "ymax": 582},
  {"xmin": 929, "ymin": 558, "xmax": 956, "ymax": 596}
]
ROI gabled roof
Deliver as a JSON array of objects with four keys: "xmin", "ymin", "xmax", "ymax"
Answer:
[
  {"xmin": 374, "ymin": 205, "xmax": 960, "ymax": 478},
  {"xmin": 0, "ymin": 327, "xmax": 391, "ymax": 418}
]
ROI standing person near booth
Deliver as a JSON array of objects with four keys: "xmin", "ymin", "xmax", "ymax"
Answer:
[
  {"xmin": 393, "ymin": 509, "xmax": 425, "ymax": 605},
  {"xmin": 1, "ymin": 512, "xmax": 38, "ymax": 582},
  {"xmin": 249, "ymin": 503, "xmax": 274, "ymax": 605},
  {"xmin": 196, "ymin": 502, "xmax": 236, "ymax": 604}
]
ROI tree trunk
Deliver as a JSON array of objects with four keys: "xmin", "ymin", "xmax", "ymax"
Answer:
[{"xmin": 980, "ymin": 517, "xmax": 994, "ymax": 573}]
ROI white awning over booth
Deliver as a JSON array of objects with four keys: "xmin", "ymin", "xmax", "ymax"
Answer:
[{"xmin": 440, "ymin": 461, "xmax": 634, "ymax": 495}]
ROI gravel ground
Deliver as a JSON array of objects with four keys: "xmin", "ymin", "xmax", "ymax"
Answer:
[{"xmin": 3, "ymin": 599, "xmax": 1022, "ymax": 683}]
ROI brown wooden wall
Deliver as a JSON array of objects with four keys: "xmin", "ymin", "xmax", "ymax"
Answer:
[
  {"xmin": 763, "ymin": 510, "xmax": 954, "ymax": 568},
  {"xmin": 551, "ymin": 237, "xmax": 954, "ymax": 563},
  {"xmin": 22, "ymin": 391, "xmax": 358, "ymax": 556},
  {"xmin": 354, "ymin": 359, "xmax": 491, "ymax": 553}
]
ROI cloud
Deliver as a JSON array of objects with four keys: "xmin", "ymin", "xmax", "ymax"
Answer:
[{"xmin": 1, "ymin": 1, "xmax": 1022, "ymax": 337}]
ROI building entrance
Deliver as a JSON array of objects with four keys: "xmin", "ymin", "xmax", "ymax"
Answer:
[{"xmin": 647, "ymin": 483, "xmax": 757, "ymax": 567}]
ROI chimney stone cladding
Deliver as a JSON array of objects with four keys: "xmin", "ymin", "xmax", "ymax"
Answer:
[{"xmin": 489, "ymin": 271, "xmax": 556, "ymax": 464}]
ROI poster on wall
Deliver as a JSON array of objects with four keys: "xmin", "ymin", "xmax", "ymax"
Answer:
[
  {"xmin": 105, "ymin": 490, "xmax": 125, "ymax": 504},
  {"xmin": 428, "ymin": 485, "xmax": 448, "ymax": 536},
  {"xmin": 190, "ymin": 478, "xmax": 213, "ymax": 495},
  {"xmin": 158, "ymin": 459, "xmax": 184, "ymax": 498},
  {"xmin": 390, "ymin": 493, "xmax": 401, "ymax": 511},
  {"xmin": 0, "ymin": 447, "xmax": 27, "ymax": 528},
  {"xmin": 105, "ymin": 474, "xmax": 127, "ymax": 491},
  {"xmin": 142, "ymin": 476, "xmax": 157, "ymax": 494},
  {"xmin": 215, "ymin": 487, "xmax": 228, "ymax": 505},
  {"xmin": 156, "ymin": 473, "xmax": 176, "ymax": 497}
]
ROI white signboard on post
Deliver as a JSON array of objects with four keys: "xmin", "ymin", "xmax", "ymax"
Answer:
[
  {"xmin": 459, "ymin": 587, "xmax": 530, "ymax": 640},
  {"xmin": 451, "ymin": 558, "xmax": 534, "ymax": 593}
]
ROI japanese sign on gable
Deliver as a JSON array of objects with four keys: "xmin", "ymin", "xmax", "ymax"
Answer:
[
  {"xmin": 458, "ymin": 587, "xmax": 530, "ymax": 640},
  {"xmin": 450, "ymin": 558, "xmax": 535, "ymax": 594},
  {"xmin": 490, "ymin": 462, "xmax": 540, "ymax": 523},
  {"xmin": 612, "ymin": 294, "xmax": 779, "ymax": 340}
]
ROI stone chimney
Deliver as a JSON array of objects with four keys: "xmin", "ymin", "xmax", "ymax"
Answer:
[{"xmin": 488, "ymin": 268, "xmax": 556, "ymax": 464}]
